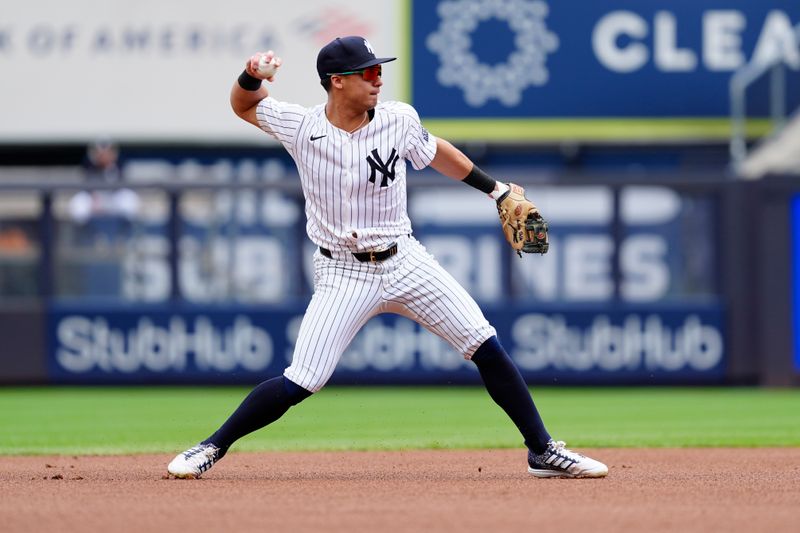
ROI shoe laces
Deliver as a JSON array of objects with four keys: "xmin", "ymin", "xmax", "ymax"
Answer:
[
  {"xmin": 183, "ymin": 444, "xmax": 219, "ymax": 472},
  {"xmin": 547, "ymin": 440, "xmax": 585, "ymax": 461}
]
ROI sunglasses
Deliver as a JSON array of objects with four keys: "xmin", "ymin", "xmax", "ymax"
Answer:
[{"xmin": 328, "ymin": 65, "xmax": 383, "ymax": 81}]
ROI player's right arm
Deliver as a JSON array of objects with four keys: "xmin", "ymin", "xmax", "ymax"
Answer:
[{"xmin": 230, "ymin": 52, "xmax": 281, "ymax": 127}]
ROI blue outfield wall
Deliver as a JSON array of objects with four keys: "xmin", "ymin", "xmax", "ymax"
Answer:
[
  {"xmin": 47, "ymin": 303, "xmax": 725, "ymax": 385},
  {"xmin": 42, "ymin": 182, "xmax": 728, "ymax": 385},
  {"xmin": 793, "ymin": 194, "xmax": 800, "ymax": 374}
]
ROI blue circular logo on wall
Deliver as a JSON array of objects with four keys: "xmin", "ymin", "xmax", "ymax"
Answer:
[{"xmin": 426, "ymin": 0, "xmax": 559, "ymax": 107}]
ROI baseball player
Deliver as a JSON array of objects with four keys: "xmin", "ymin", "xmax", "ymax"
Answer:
[{"xmin": 167, "ymin": 36, "xmax": 607, "ymax": 479}]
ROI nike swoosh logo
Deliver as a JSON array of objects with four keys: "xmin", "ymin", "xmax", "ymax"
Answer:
[{"xmin": 310, "ymin": 134, "xmax": 327, "ymax": 141}]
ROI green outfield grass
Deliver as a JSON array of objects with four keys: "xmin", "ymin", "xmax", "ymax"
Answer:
[{"xmin": 0, "ymin": 387, "xmax": 798, "ymax": 455}]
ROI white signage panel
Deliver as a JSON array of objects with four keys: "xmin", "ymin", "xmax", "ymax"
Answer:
[{"xmin": 0, "ymin": 0, "xmax": 401, "ymax": 142}]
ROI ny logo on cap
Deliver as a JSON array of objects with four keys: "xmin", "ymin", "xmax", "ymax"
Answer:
[{"xmin": 363, "ymin": 39, "xmax": 374, "ymax": 55}]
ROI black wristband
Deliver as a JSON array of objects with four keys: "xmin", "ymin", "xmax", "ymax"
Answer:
[
  {"xmin": 238, "ymin": 70, "xmax": 262, "ymax": 91},
  {"xmin": 462, "ymin": 165, "xmax": 496, "ymax": 194}
]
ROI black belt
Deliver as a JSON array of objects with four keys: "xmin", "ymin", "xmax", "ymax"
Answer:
[{"xmin": 320, "ymin": 243, "xmax": 398, "ymax": 263}]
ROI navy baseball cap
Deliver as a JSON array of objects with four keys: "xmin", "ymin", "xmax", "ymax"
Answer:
[{"xmin": 316, "ymin": 36, "xmax": 396, "ymax": 79}]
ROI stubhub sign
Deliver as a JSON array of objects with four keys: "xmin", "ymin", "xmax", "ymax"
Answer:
[
  {"xmin": 413, "ymin": 0, "xmax": 800, "ymax": 117},
  {"xmin": 48, "ymin": 304, "xmax": 725, "ymax": 384}
]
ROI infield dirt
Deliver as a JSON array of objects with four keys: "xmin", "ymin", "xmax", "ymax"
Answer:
[{"xmin": 1, "ymin": 448, "xmax": 798, "ymax": 532}]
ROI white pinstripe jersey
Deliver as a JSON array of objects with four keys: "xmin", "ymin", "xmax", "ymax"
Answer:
[{"xmin": 256, "ymin": 98, "xmax": 437, "ymax": 252}]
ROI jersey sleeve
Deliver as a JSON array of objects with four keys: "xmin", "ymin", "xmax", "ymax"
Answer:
[
  {"xmin": 255, "ymin": 97, "xmax": 308, "ymax": 149},
  {"xmin": 396, "ymin": 103, "xmax": 438, "ymax": 170}
]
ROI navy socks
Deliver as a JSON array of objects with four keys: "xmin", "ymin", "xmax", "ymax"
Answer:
[
  {"xmin": 471, "ymin": 336, "xmax": 551, "ymax": 454},
  {"xmin": 202, "ymin": 338, "xmax": 549, "ymax": 457},
  {"xmin": 203, "ymin": 376, "xmax": 312, "ymax": 455}
]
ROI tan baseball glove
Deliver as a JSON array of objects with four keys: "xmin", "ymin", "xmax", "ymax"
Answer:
[{"xmin": 496, "ymin": 183, "xmax": 549, "ymax": 256}]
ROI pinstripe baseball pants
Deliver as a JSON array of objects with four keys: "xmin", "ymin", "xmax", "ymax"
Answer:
[{"xmin": 284, "ymin": 235, "xmax": 497, "ymax": 392}]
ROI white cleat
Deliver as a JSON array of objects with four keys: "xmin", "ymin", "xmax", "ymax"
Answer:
[
  {"xmin": 527, "ymin": 440, "xmax": 608, "ymax": 478},
  {"xmin": 167, "ymin": 443, "xmax": 221, "ymax": 479}
]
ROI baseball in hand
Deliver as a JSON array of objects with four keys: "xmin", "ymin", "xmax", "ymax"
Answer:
[{"xmin": 257, "ymin": 55, "xmax": 278, "ymax": 78}]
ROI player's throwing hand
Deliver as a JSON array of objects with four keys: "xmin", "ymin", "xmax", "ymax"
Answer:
[{"xmin": 247, "ymin": 51, "xmax": 282, "ymax": 81}]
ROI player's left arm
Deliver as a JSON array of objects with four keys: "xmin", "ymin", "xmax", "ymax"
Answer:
[
  {"xmin": 429, "ymin": 138, "xmax": 506, "ymax": 198},
  {"xmin": 403, "ymin": 109, "xmax": 515, "ymax": 207},
  {"xmin": 429, "ymin": 138, "xmax": 548, "ymax": 255}
]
